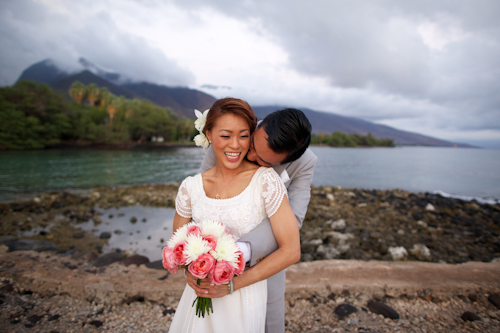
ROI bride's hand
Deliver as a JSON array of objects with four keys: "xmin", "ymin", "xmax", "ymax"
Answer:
[{"xmin": 185, "ymin": 270, "xmax": 232, "ymax": 298}]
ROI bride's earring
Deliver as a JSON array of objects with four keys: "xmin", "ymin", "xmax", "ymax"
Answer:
[{"xmin": 209, "ymin": 140, "xmax": 212, "ymax": 144}]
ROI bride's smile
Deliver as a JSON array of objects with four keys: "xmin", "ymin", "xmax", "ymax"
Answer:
[{"xmin": 224, "ymin": 152, "xmax": 241, "ymax": 162}]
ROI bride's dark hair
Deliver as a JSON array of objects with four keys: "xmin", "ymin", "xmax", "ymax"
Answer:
[{"xmin": 203, "ymin": 97, "xmax": 257, "ymax": 136}]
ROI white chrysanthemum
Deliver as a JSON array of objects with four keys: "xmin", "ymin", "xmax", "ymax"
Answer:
[
  {"xmin": 210, "ymin": 233, "xmax": 240, "ymax": 267},
  {"xmin": 194, "ymin": 133, "xmax": 210, "ymax": 149},
  {"xmin": 200, "ymin": 219, "xmax": 225, "ymax": 238},
  {"xmin": 194, "ymin": 109, "xmax": 209, "ymax": 132},
  {"xmin": 184, "ymin": 234, "xmax": 211, "ymax": 264},
  {"xmin": 167, "ymin": 222, "xmax": 197, "ymax": 247}
]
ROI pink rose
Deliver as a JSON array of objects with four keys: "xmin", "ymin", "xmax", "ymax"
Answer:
[
  {"xmin": 209, "ymin": 260, "xmax": 235, "ymax": 285},
  {"xmin": 162, "ymin": 246, "xmax": 178, "ymax": 274},
  {"xmin": 187, "ymin": 225, "xmax": 201, "ymax": 236},
  {"xmin": 202, "ymin": 235, "xmax": 217, "ymax": 251},
  {"xmin": 173, "ymin": 241, "xmax": 187, "ymax": 265},
  {"xmin": 234, "ymin": 251, "xmax": 245, "ymax": 276},
  {"xmin": 188, "ymin": 253, "xmax": 216, "ymax": 279}
]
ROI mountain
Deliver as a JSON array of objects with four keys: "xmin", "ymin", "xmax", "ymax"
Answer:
[
  {"xmin": 77, "ymin": 58, "xmax": 122, "ymax": 85},
  {"xmin": 16, "ymin": 59, "xmax": 68, "ymax": 85},
  {"xmin": 51, "ymin": 70, "xmax": 138, "ymax": 99},
  {"xmin": 16, "ymin": 59, "xmax": 215, "ymax": 116},
  {"xmin": 252, "ymin": 106, "xmax": 472, "ymax": 147},
  {"xmin": 121, "ymin": 82, "xmax": 215, "ymax": 118},
  {"xmin": 15, "ymin": 59, "xmax": 472, "ymax": 147}
]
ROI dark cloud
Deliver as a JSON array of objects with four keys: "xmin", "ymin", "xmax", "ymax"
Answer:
[
  {"xmin": 0, "ymin": 0, "xmax": 194, "ymax": 86},
  {"xmin": 1, "ymin": 0, "xmax": 499, "ymax": 144},
  {"xmin": 193, "ymin": 0, "xmax": 500, "ymax": 136}
]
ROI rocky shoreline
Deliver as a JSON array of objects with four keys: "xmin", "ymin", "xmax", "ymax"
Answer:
[
  {"xmin": 1, "ymin": 184, "xmax": 499, "ymax": 264},
  {"xmin": 1, "ymin": 184, "xmax": 500, "ymax": 332}
]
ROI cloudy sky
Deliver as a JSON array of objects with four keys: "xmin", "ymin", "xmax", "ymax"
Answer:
[{"xmin": 1, "ymin": 0, "xmax": 500, "ymax": 148}]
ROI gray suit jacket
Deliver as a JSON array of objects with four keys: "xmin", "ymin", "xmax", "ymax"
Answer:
[
  {"xmin": 198, "ymin": 145, "xmax": 317, "ymax": 266},
  {"xmin": 198, "ymin": 146, "xmax": 317, "ymax": 331}
]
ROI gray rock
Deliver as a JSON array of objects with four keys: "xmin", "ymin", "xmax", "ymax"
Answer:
[
  {"xmin": 347, "ymin": 317, "xmax": 359, "ymax": 326},
  {"xmin": 315, "ymin": 245, "xmax": 340, "ymax": 259},
  {"xmin": 461, "ymin": 311, "xmax": 481, "ymax": 321},
  {"xmin": 324, "ymin": 231, "xmax": 354, "ymax": 254},
  {"xmin": 468, "ymin": 293, "xmax": 478, "ymax": 302},
  {"xmin": 93, "ymin": 252, "xmax": 123, "ymax": 267},
  {"xmin": 99, "ymin": 232, "xmax": 112, "ymax": 239},
  {"xmin": 489, "ymin": 294, "xmax": 500, "ymax": 309},
  {"xmin": 410, "ymin": 244, "xmax": 431, "ymax": 261},
  {"xmin": 0, "ymin": 235, "xmax": 17, "ymax": 245},
  {"xmin": 120, "ymin": 255, "xmax": 150, "ymax": 267},
  {"xmin": 388, "ymin": 246, "xmax": 408, "ymax": 261},
  {"xmin": 425, "ymin": 203, "xmax": 436, "ymax": 211},
  {"xmin": 367, "ymin": 300, "xmax": 399, "ymax": 319},
  {"xmin": 372, "ymin": 290, "xmax": 385, "ymax": 301},
  {"xmin": 7, "ymin": 240, "xmax": 59, "ymax": 252},
  {"xmin": 331, "ymin": 219, "xmax": 346, "ymax": 230},
  {"xmin": 301, "ymin": 239, "xmax": 323, "ymax": 253},
  {"xmin": 334, "ymin": 303, "xmax": 357, "ymax": 320}
]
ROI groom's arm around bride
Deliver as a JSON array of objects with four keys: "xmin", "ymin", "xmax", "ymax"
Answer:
[{"xmin": 198, "ymin": 108, "xmax": 317, "ymax": 332}]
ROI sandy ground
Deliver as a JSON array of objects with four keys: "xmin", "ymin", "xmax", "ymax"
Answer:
[{"xmin": 1, "ymin": 248, "xmax": 500, "ymax": 332}]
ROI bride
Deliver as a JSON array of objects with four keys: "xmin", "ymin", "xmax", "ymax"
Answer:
[{"xmin": 168, "ymin": 98, "xmax": 300, "ymax": 332}]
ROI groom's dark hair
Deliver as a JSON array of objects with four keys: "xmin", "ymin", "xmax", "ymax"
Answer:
[{"xmin": 258, "ymin": 108, "xmax": 312, "ymax": 164}]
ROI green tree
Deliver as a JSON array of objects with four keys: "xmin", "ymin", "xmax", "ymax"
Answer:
[
  {"xmin": 68, "ymin": 81, "xmax": 87, "ymax": 104},
  {"xmin": 126, "ymin": 101, "xmax": 176, "ymax": 142},
  {"xmin": 0, "ymin": 81, "xmax": 72, "ymax": 148},
  {"xmin": 86, "ymin": 83, "xmax": 100, "ymax": 106}
]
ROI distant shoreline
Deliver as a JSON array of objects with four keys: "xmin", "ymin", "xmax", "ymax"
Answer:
[{"xmin": 1, "ymin": 142, "xmax": 482, "ymax": 151}]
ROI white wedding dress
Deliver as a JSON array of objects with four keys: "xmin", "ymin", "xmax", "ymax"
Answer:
[{"xmin": 168, "ymin": 167, "xmax": 287, "ymax": 333}]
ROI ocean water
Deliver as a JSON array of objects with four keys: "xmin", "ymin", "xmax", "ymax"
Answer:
[
  {"xmin": 310, "ymin": 146, "xmax": 500, "ymax": 204},
  {"xmin": 1, "ymin": 146, "xmax": 499, "ymax": 203},
  {"xmin": 5, "ymin": 146, "xmax": 499, "ymax": 260}
]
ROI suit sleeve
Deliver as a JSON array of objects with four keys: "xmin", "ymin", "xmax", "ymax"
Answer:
[
  {"xmin": 286, "ymin": 150, "xmax": 318, "ymax": 229},
  {"xmin": 198, "ymin": 145, "xmax": 216, "ymax": 174},
  {"xmin": 238, "ymin": 151, "xmax": 318, "ymax": 266}
]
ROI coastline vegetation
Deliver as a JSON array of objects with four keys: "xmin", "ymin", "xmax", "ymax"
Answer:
[
  {"xmin": 0, "ymin": 81, "xmax": 197, "ymax": 149},
  {"xmin": 1, "ymin": 80, "xmax": 395, "ymax": 150},
  {"xmin": 311, "ymin": 132, "xmax": 395, "ymax": 147}
]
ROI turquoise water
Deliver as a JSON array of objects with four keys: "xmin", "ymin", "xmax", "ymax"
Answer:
[
  {"xmin": 0, "ymin": 147, "xmax": 205, "ymax": 202},
  {"xmin": 1, "ymin": 146, "xmax": 499, "ymax": 203}
]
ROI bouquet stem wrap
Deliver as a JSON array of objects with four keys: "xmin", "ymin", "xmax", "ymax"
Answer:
[{"xmin": 192, "ymin": 279, "xmax": 213, "ymax": 317}]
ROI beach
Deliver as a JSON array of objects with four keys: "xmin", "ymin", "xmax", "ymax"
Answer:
[{"xmin": 1, "ymin": 184, "xmax": 500, "ymax": 332}]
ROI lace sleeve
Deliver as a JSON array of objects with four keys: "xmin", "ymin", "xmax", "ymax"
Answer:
[
  {"xmin": 261, "ymin": 168, "xmax": 288, "ymax": 218},
  {"xmin": 175, "ymin": 177, "xmax": 192, "ymax": 218}
]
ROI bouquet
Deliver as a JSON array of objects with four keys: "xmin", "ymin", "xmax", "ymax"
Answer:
[{"xmin": 162, "ymin": 219, "xmax": 245, "ymax": 317}]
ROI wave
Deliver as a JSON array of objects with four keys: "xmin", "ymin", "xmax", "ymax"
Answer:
[{"xmin": 433, "ymin": 190, "xmax": 499, "ymax": 205}]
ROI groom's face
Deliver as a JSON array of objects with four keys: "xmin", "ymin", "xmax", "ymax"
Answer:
[{"xmin": 246, "ymin": 127, "xmax": 287, "ymax": 167}]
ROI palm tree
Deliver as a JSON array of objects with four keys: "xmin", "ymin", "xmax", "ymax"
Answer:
[
  {"xmin": 97, "ymin": 87, "xmax": 110, "ymax": 109},
  {"xmin": 86, "ymin": 83, "xmax": 100, "ymax": 106},
  {"xmin": 105, "ymin": 95, "xmax": 126, "ymax": 124},
  {"xmin": 104, "ymin": 95, "xmax": 117, "ymax": 123},
  {"xmin": 68, "ymin": 81, "xmax": 87, "ymax": 104}
]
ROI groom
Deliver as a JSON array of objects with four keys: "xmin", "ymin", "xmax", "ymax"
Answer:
[{"xmin": 197, "ymin": 107, "xmax": 317, "ymax": 333}]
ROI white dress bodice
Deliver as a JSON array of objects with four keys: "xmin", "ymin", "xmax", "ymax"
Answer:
[{"xmin": 175, "ymin": 167, "xmax": 287, "ymax": 240}]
